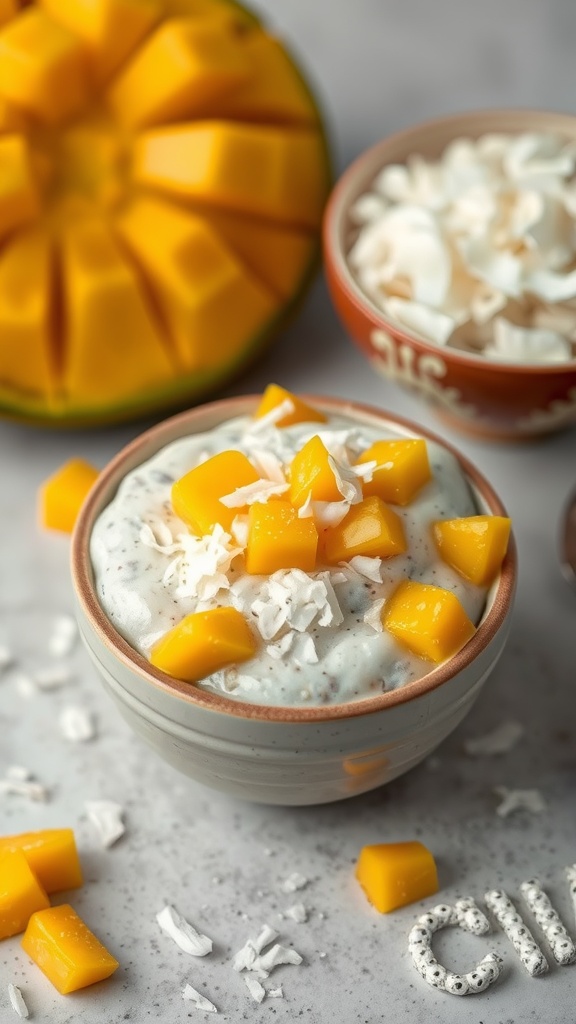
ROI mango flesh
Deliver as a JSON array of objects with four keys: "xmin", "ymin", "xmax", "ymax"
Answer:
[
  {"xmin": 289, "ymin": 435, "xmax": 342, "ymax": 508},
  {"xmin": 0, "ymin": 849, "xmax": 50, "ymax": 939},
  {"xmin": 150, "ymin": 606, "xmax": 257, "ymax": 682},
  {"xmin": 22, "ymin": 903, "xmax": 119, "ymax": 994},
  {"xmin": 356, "ymin": 439, "xmax": 431, "ymax": 506},
  {"xmin": 0, "ymin": 1, "xmax": 329, "ymax": 425},
  {"xmin": 0, "ymin": 829, "xmax": 83, "ymax": 893},
  {"xmin": 323, "ymin": 496, "xmax": 407, "ymax": 564},
  {"xmin": 255, "ymin": 383, "xmax": 326, "ymax": 427},
  {"xmin": 433, "ymin": 515, "xmax": 511, "ymax": 586},
  {"xmin": 172, "ymin": 449, "xmax": 259, "ymax": 535},
  {"xmin": 382, "ymin": 580, "xmax": 476, "ymax": 664},
  {"xmin": 246, "ymin": 499, "xmax": 318, "ymax": 574},
  {"xmin": 39, "ymin": 457, "xmax": 99, "ymax": 533},
  {"xmin": 0, "ymin": 227, "xmax": 56, "ymax": 398},
  {"xmin": 356, "ymin": 841, "xmax": 439, "ymax": 913}
]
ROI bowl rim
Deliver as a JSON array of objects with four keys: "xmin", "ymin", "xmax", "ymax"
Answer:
[
  {"xmin": 71, "ymin": 393, "xmax": 517, "ymax": 724},
  {"xmin": 323, "ymin": 106, "xmax": 576, "ymax": 373}
]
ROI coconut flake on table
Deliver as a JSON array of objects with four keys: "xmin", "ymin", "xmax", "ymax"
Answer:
[
  {"xmin": 253, "ymin": 943, "xmax": 303, "ymax": 974},
  {"xmin": 0, "ymin": 645, "xmax": 13, "ymax": 671},
  {"xmin": 157, "ymin": 905, "xmax": 213, "ymax": 957},
  {"xmin": 284, "ymin": 903, "xmax": 308, "ymax": 924},
  {"xmin": 59, "ymin": 706, "xmax": 96, "ymax": 742},
  {"xmin": 7, "ymin": 984, "xmax": 29, "ymax": 1019},
  {"xmin": 48, "ymin": 614, "xmax": 78, "ymax": 657},
  {"xmin": 493, "ymin": 786, "xmax": 547, "ymax": 817},
  {"xmin": 182, "ymin": 983, "xmax": 218, "ymax": 1013},
  {"xmin": 232, "ymin": 925, "xmax": 279, "ymax": 972},
  {"xmin": 0, "ymin": 767, "xmax": 48, "ymax": 801},
  {"xmin": 463, "ymin": 720, "xmax": 524, "ymax": 756},
  {"xmin": 244, "ymin": 977, "xmax": 266, "ymax": 1003},
  {"xmin": 85, "ymin": 800, "xmax": 125, "ymax": 847},
  {"xmin": 281, "ymin": 872, "xmax": 308, "ymax": 894},
  {"xmin": 268, "ymin": 986, "xmax": 284, "ymax": 999},
  {"xmin": 33, "ymin": 664, "xmax": 75, "ymax": 690}
]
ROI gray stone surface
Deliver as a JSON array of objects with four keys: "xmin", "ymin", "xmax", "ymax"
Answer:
[{"xmin": 2, "ymin": 1, "xmax": 576, "ymax": 1021}]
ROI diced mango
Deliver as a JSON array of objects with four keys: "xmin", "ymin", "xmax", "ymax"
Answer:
[
  {"xmin": 289, "ymin": 435, "xmax": 341, "ymax": 508},
  {"xmin": 255, "ymin": 383, "xmax": 326, "ymax": 427},
  {"xmin": 0, "ymin": 849, "xmax": 50, "ymax": 940},
  {"xmin": 323, "ymin": 496, "xmax": 406, "ymax": 564},
  {"xmin": 109, "ymin": 17, "xmax": 250, "ymax": 128},
  {"xmin": 0, "ymin": 830, "xmax": 82, "ymax": 893},
  {"xmin": 200, "ymin": 30, "xmax": 320, "ymax": 125},
  {"xmin": 0, "ymin": 1, "xmax": 17, "ymax": 29},
  {"xmin": 357, "ymin": 439, "xmax": 431, "ymax": 506},
  {"xmin": 133, "ymin": 121, "xmax": 328, "ymax": 229},
  {"xmin": 205, "ymin": 208, "xmax": 316, "ymax": 300},
  {"xmin": 433, "ymin": 515, "xmax": 511, "ymax": 586},
  {"xmin": 22, "ymin": 904, "xmax": 119, "ymax": 994},
  {"xmin": 246, "ymin": 499, "xmax": 318, "ymax": 574},
  {"xmin": 0, "ymin": 8, "xmax": 87, "ymax": 124},
  {"xmin": 172, "ymin": 449, "xmax": 259, "ymax": 535},
  {"xmin": 356, "ymin": 841, "xmax": 439, "ymax": 913},
  {"xmin": 383, "ymin": 580, "xmax": 476, "ymax": 664},
  {"xmin": 0, "ymin": 228, "xmax": 56, "ymax": 399},
  {"xmin": 41, "ymin": 0, "xmax": 161, "ymax": 83},
  {"xmin": 115, "ymin": 196, "xmax": 277, "ymax": 371},
  {"xmin": 150, "ymin": 606, "xmax": 257, "ymax": 682},
  {"xmin": 62, "ymin": 219, "xmax": 175, "ymax": 405},
  {"xmin": 39, "ymin": 457, "xmax": 99, "ymax": 533},
  {"xmin": 0, "ymin": 134, "xmax": 39, "ymax": 242}
]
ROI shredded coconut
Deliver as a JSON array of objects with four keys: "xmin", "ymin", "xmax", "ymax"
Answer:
[
  {"xmin": 494, "ymin": 786, "xmax": 547, "ymax": 817},
  {"xmin": 48, "ymin": 614, "xmax": 78, "ymax": 657},
  {"xmin": 85, "ymin": 800, "xmax": 125, "ymax": 847},
  {"xmin": 0, "ymin": 645, "xmax": 13, "ymax": 670},
  {"xmin": 140, "ymin": 522, "xmax": 243, "ymax": 605},
  {"xmin": 464, "ymin": 720, "xmax": 524, "ymax": 756},
  {"xmin": 0, "ymin": 767, "xmax": 47, "ymax": 801},
  {"xmin": 244, "ymin": 976, "xmax": 266, "ymax": 1003},
  {"xmin": 253, "ymin": 943, "xmax": 303, "ymax": 974},
  {"xmin": 348, "ymin": 555, "xmax": 383, "ymax": 583},
  {"xmin": 281, "ymin": 872, "xmax": 308, "ymax": 894},
  {"xmin": 59, "ymin": 706, "xmax": 95, "ymax": 742},
  {"xmin": 157, "ymin": 905, "xmax": 213, "ymax": 957},
  {"xmin": 33, "ymin": 665, "xmax": 75, "ymax": 690},
  {"xmin": 7, "ymin": 985, "xmax": 29, "ymax": 1019},
  {"xmin": 250, "ymin": 569, "xmax": 343, "ymax": 642},
  {"xmin": 284, "ymin": 903, "xmax": 308, "ymax": 924},
  {"xmin": 219, "ymin": 479, "xmax": 289, "ymax": 507},
  {"xmin": 182, "ymin": 983, "xmax": 218, "ymax": 1013},
  {"xmin": 232, "ymin": 925, "xmax": 278, "ymax": 972},
  {"xmin": 268, "ymin": 986, "xmax": 283, "ymax": 999},
  {"xmin": 364, "ymin": 597, "xmax": 386, "ymax": 632}
]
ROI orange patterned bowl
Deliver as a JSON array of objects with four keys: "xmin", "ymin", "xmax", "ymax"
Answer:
[{"xmin": 323, "ymin": 109, "xmax": 576, "ymax": 440}]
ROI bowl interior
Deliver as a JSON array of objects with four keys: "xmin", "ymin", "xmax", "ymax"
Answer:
[{"xmin": 72, "ymin": 394, "xmax": 517, "ymax": 724}]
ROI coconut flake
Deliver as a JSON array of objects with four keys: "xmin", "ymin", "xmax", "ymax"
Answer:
[
  {"xmin": 364, "ymin": 598, "xmax": 386, "ymax": 632},
  {"xmin": 463, "ymin": 720, "xmax": 524, "ymax": 756},
  {"xmin": 493, "ymin": 786, "xmax": 547, "ymax": 817},
  {"xmin": 247, "ymin": 450, "xmax": 286, "ymax": 483},
  {"xmin": 0, "ymin": 768, "xmax": 47, "ymax": 801},
  {"xmin": 244, "ymin": 398, "xmax": 294, "ymax": 434},
  {"xmin": 141, "ymin": 522, "xmax": 243, "ymax": 605},
  {"xmin": 485, "ymin": 318, "xmax": 572, "ymax": 363},
  {"xmin": 232, "ymin": 925, "xmax": 279, "ymax": 972},
  {"xmin": 0, "ymin": 645, "xmax": 13, "ymax": 670},
  {"xmin": 219, "ymin": 479, "xmax": 289, "ymax": 507},
  {"xmin": 347, "ymin": 555, "xmax": 383, "ymax": 583},
  {"xmin": 85, "ymin": 800, "xmax": 125, "ymax": 847},
  {"xmin": 12, "ymin": 672, "xmax": 36, "ymax": 698},
  {"xmin": 33, "ymin": 665, "xmax": 75, "ymax": 690},
  {"xmin": 244, "ymin": 977, "xmax": 266, "ymax": 1003},
  {"xmin": 251, "ymin": 569, "xmax": 343, "ymax": 641},
  {"xmin": 285, "ymin": 903, "xmax": 308, "ymax": 924},
  {"xmin": 268, "ymin": 986, "xmax": 284, "ymax": 999},
  {"xmin": 7, "ymin": 985, "xmax": 29, "ymax": 1019},
  {"xmin": 281, "ymin": 872, "xmax": 308, "ymax": 894},
  {"xmin": 59, "ymin": 706, "xmax": 95, "ymax": 743},
  {"xmin": 266, "ymin": 633, "xmax": 294, "ymax": 660},
  {"xmin": 182, "ymin": 983, "xmax": 218, "ymax": 1013},
  {"xmin": 157, "ymin": 905, "xmax": 213, "ymax": 957},
  {"xmin": 48, "ymin": 614, "xmax": 78, "ymax": 657},
  {"xmin": 253, "ymin": 943, "xmax": 303, "ymax": 974}
]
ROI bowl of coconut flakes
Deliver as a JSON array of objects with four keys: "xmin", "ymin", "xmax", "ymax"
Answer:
[{"xmin": 324, "ymin": 109, "xmax": 576, "ymax": 439}]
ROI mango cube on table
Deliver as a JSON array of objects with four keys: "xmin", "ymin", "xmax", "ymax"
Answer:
[
  {"xmin": 356, "ymin": 439, "xmax": 431, "ymax": 506},
  {"xmin": 254, "ymin": 383, "xmax": 326, "ymax": 427},
  {"xmin": 322, "ymin": 495, "xmax": 406, "ymax": 564},
  {"xmin": 22, "ymin": 904, "xmax": 119, "ymax": 994},
  {"xmin": 150, "ymin": 606, "xmax": 257, "ymax": 683},
  {"xmin": 433, "ymin": 515, "xmax": 511, "ymax": 586},
  {"xmin": 245, "ymin": 499, "xmax": 318, "ymax": 574},
  {"xmin": 0, "ymin": 829, "xmax": 83, "ymax": 894},
  {"xmin": 39, "ymin": 457, "xmax": 99, "ymax": 533},
  {"xmin": 171, "ymin": 449, "xmax": 259, "ymax": 535},
  {"xmin": 289, "ymin": 435, "xmax": 342, "ymax": 507},
  {"xmin": 356, "ymin": 841, "xmax": 439, "ymax": 913},
  {"xmin": 383, "ymin": 580, "xmax": 476, "ymax": 664},
  {"xmin": 0, "ymin": 848, "xmax": 50, "ymax": 940}
]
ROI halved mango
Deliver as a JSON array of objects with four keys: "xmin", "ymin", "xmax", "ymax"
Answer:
[
  {"xmin": 255, "ymin": 383, "xmax": 326, "ymax": 426},
  {"xmin": 323, "ymin": 496, "xmax": 407, "ymax": 564},
  {"xmin": 171, "ymin": 449, "xmax": 259, "ymax": 534},
  {"xmin": 150, "ymin": 606, "xmax": 257, "ymax": 682},
  {"xmin": 383, "ymin": 580, "xmax": 476, "ymax": 663},
  {"xmin": 289, "ymin": 435, "xmax": 341, "ymax": 507},
  {"xmin": 356, "ymin": 439, "xmax": 431, "ymax": 506},
  {"xmin": 22, "ymin": 904, "xmax": 119, "ymax": 994},
  {"xmin": 0, "ymin": 228, "xmax": 56, "ymax": 399},
  {"xmin": 246, "ymin": 499, "xmax": 318, "ymax": 574},
  {"xmin": 0, "ymin": 829, "xmax": 83, "ymax": 893},
  {"xmin": 433, "ymin": 515, "xmax": 511, "ymax": 586}
]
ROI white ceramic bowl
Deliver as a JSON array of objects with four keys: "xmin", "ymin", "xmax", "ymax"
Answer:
[{"xmin": 71, "ymin": 395, "xmax": 516, "ymax": 806}]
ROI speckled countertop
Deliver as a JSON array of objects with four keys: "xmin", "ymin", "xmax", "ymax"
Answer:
[{"xmin": 2, "ymin": 1, "xmax": 576, "ymax": 1021}]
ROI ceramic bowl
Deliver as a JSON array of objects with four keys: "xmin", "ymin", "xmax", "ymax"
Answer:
[
  {"xmin": 71, "ymin": 395, "xmax": 516, "ymax": 806},
  {"xmin": 324, "ymin": 109, "xmax": 576, "ymax": 440}
]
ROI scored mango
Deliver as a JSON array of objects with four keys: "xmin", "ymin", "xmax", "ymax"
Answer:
[
  {"xmin": 254, "ymin": 383, "xmax": 326, "ymax": 427},
  {"xmin": 246, "ymin": 499, "xmax": 318, "ymax": 574},
  {"xmin": 150, "ymin": 606, "xmax": 257, "ymax": 683},
  {"xmin": 0, "ymin": 134, "xmax": 39, "ymax": 243},
  {"xmin": 0, "ymin": 848, "xmax": 50, "ymax": 940},
  {"xmin": 0, "ymin": 228, "xmax": 56, "ymax": 399},
  {"xmin": 172, "ymin": 449, "xmax": 259, "ymax": 535},
  {"xmin": 356, "ymin": 439, "xmax": 431, "ymax": 506},
  {"xmin": 22, "ymin": 904, "xmax": 119, "ymax": 994},
  {"xmin": 289, "ymin": 435, "xmax": 341, "ymax": 507},
  {"xmin": 356, "ymin": 841, "xmax": 439, "ymax": 913},
  {"xmin": 433, "ymin": 515, "xmax": 511, "ymax": 586},
  {"xmin": 383, "ymin": 580, "xmax": 476, "ymax": 664},
  {"xmin": 0, "ymin": 829, "xmax": 82, "ymax": 893},
  {"xmin": 323, "ymin": 496, "xmax": 406, "ymax": 564},
  {"xmin": 39, "ymin": 457, "xmax": 99, "ymax": 533}
]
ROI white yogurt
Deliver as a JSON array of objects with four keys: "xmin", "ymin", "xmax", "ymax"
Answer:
[{"xmin": 90, "ymin": 413, "xmax": 486, "ymax": 706}]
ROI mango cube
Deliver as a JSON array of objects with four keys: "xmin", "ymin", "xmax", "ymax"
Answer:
[
  {"xmin": 383, "ymin": 580, "xmax": 476, "ymax": 664},
  {"xmin": 356, "ymin": 841, "xmax": 439, "ymax": 913},
  {"xmin": 150, "ymin": 606, "xmax": 257, "ymax": 682},
  {"xmin": 39, "ymin": 457, "xmax": 99, "ymax": 533},
  {"xmin": 246, "ymin": 499, "xmax": 318, "ymax": 574},
  {"xmin": 21, "ymin": 904, "xmax": 119, "ymax": 994},
  {"xmin": 133, "ymin": 120, "xmax": 328, "ymax": 228},
  {"xmin": 356, "ymin": 439, "xmax": 431, "ymax": 506},
  {"xmin": 0, "ymin": 829, "xmax": 82, "ymax": 894},
  {"xmin": 115, "ymin": 197, "xmax": 276, "ymax": 371},
  {"xmin": 0, "ymin": 135, "xmax": 40, "ymax": 243},
  {"xmin": 0, "ymin": 8, "xmax": 87, "ymax": 124},
  {"xmin": 172, "ymin": 449, "xmax": 259, "ymax": 535},
  {"xmin": 289, "ymin": 435, "xmax": 341, "ymax": 508},
  {"xmin": 323, "ymin": 496, "xmax": 406, "ymax": 564},
  {"xmin": 0, "ymin": 228, "xmax": 56, "ymax": 399},
  {"xmin": 0, "ymin": 849, "xmax": 50, "ymax": 939},
  {"xmin": 110, "ymin": 17, "xmax": 250, "ymax": 128},
  {"xmin": 433, "ymin": 515, "xmax": 511, "ymax": 586},
  {"xmin": 255, "ymin": 383, "xmax": 326, "ymax": 427}
]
